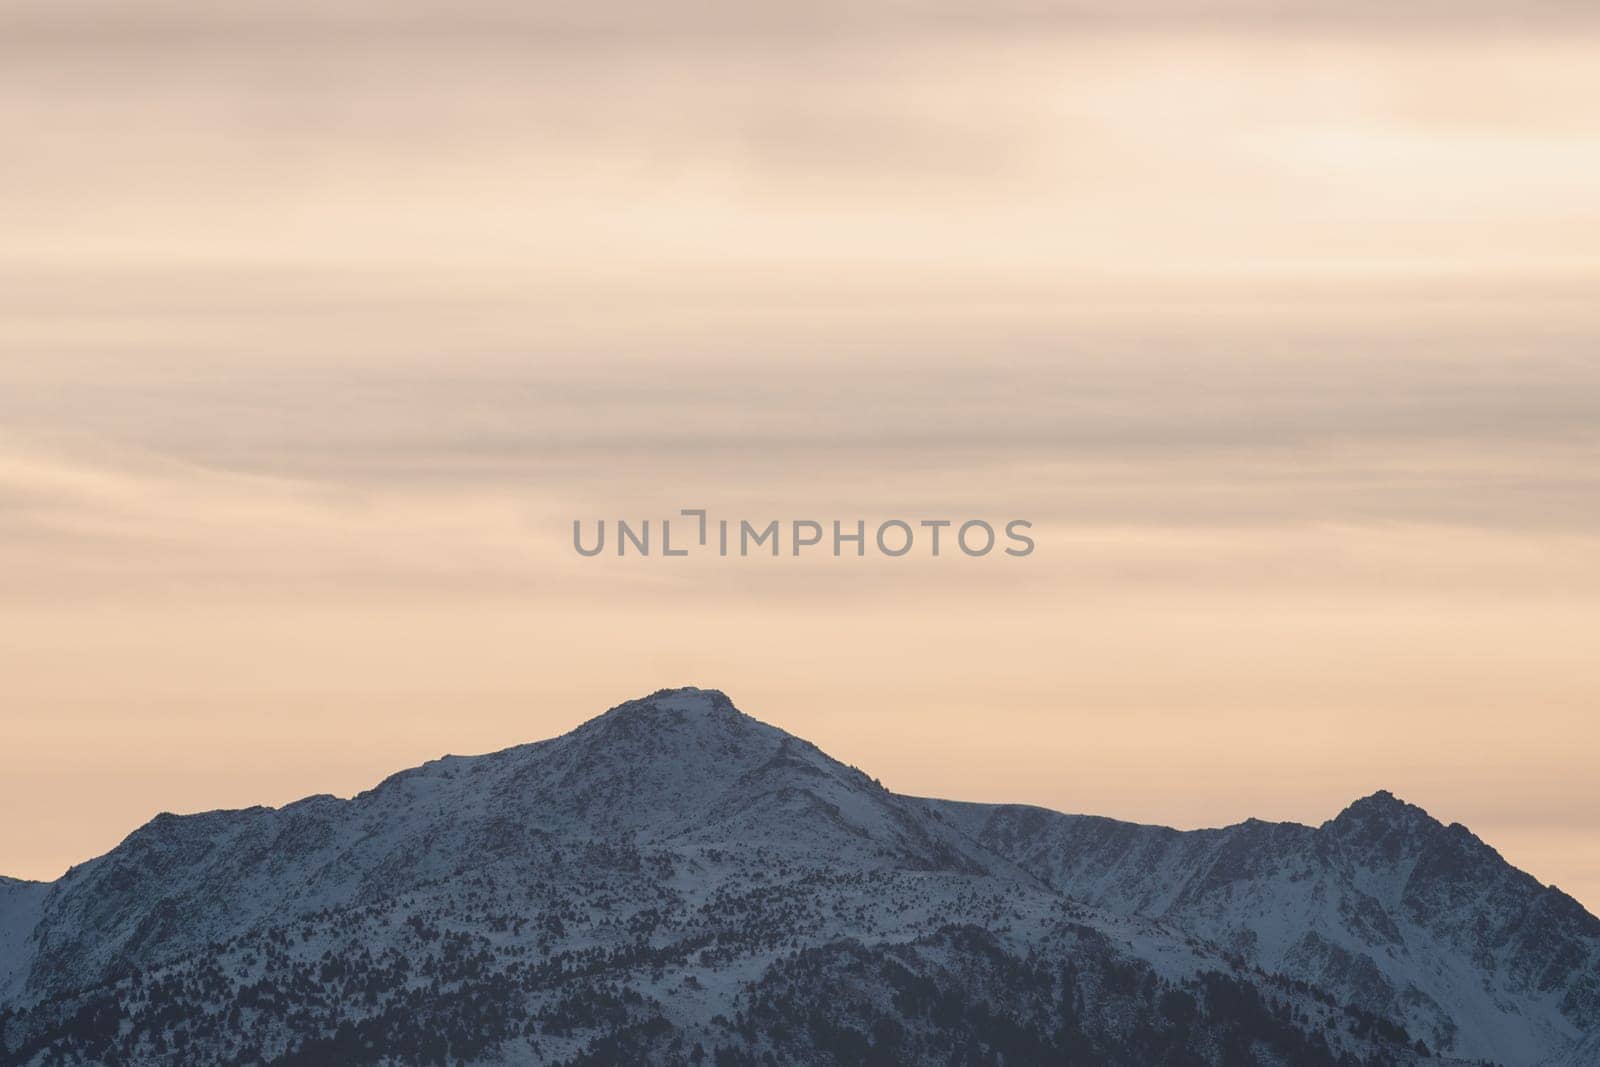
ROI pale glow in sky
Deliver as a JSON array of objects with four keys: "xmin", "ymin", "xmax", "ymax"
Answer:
[{"xmin": 2, "ymin": 2, "xmax": 1599, "ymax": 910}]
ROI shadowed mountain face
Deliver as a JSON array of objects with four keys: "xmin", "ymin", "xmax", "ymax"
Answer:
[
  {"xmin": 1, "ymin": 688, "xmax": 1596, "ymax": 1066},
  {"xmin": 937, "ymin": 793, "xmax": 1600, "ymax": 1066}
]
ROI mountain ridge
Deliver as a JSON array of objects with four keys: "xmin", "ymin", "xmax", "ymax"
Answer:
[{"xmin": 2, "ymin": 686, "xmax": 1596, "ymax": 1067}]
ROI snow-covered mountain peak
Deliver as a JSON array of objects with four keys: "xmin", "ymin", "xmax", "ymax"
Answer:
[
  {"xmin": 1328, "ymin": 789, "xmax": 1436, "ymax": 832},
  {"xmin": 1323, "ymin": 788, "xmax": 1514, "ymax": 892},
  {"xmin": 604, "ymin": 685, "xmax": 739, "ymax": 718},
  {"xmin": 3, "ymin": 689, "xmax": 1598, "ymax": 1067},
  {"xmin": 575, "ymin": 686, "xmax": 757, "ymax": 749}
]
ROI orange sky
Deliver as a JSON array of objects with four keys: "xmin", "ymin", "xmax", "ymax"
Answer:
[{"xmin": 2, "ymin": 2, "xmax": 1599, "ymax": 911}]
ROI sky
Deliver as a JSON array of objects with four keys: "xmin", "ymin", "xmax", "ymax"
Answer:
[{"xmin": 2, "ymin": 1, "xmax": 1599, "ymax": 909}]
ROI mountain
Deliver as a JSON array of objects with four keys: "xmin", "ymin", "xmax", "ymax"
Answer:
[
  {"xmin": 1, "ymin": 687, "xmax": 1596, "ymax": 1066},
  {"xmin": 936, "ymin": 794, "xmax": 1600, "ymax": 1065}
]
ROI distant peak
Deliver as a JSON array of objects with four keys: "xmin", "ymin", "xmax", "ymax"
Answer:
[
  {"xmin": 581, "ymin": 687, "xmax": 754, "ymax": 739},
  {"xmin": 1354, "ymin": 788, "xmax": 1403, "ymax": 809},
  {"xmin": 1339, "ymin": 789, "xmax": 1414, "ymax": 814},
  {"xmin": 606, "ymin": 686, "xmax": 738, "ymax": 716},
  {"xmin": 1326, "ymin": 790, "xmax": 1443, "ymax": 838},
  {"xmin": 651, "ymin": 685, "xmax": 734, "ymax": 706}
]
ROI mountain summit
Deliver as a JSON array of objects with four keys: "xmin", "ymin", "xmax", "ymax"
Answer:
[{"xmin": 2, "ymin": 687, "xmax": 1596, "ymax": 1066}]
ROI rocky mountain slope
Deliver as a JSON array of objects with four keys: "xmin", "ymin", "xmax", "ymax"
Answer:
[
  {"xmin": 937, "ymin": 794, "xmax": 1600, "ymax": 1066},
  {"xmin": 1, "ymin": 687, "xmax": 1596, "ymax": 1066}
]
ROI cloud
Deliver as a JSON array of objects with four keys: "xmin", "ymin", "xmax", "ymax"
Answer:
[{"xmin": 3, "ymin": 0, "xmax": 1600, "ymax": 910}]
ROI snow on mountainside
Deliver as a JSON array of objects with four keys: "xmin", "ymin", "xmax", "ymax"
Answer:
[
  {"xmin": 1, "ymin": 687, "xmax": 1596, "ymax": 1067},
  {"xmin": 935, "ymin": 793, "xmax": 1600, "ymax": 1066},
  {"xmin": 0, "ymin": 878, "xmax": 47, "ymax": 1005}
]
